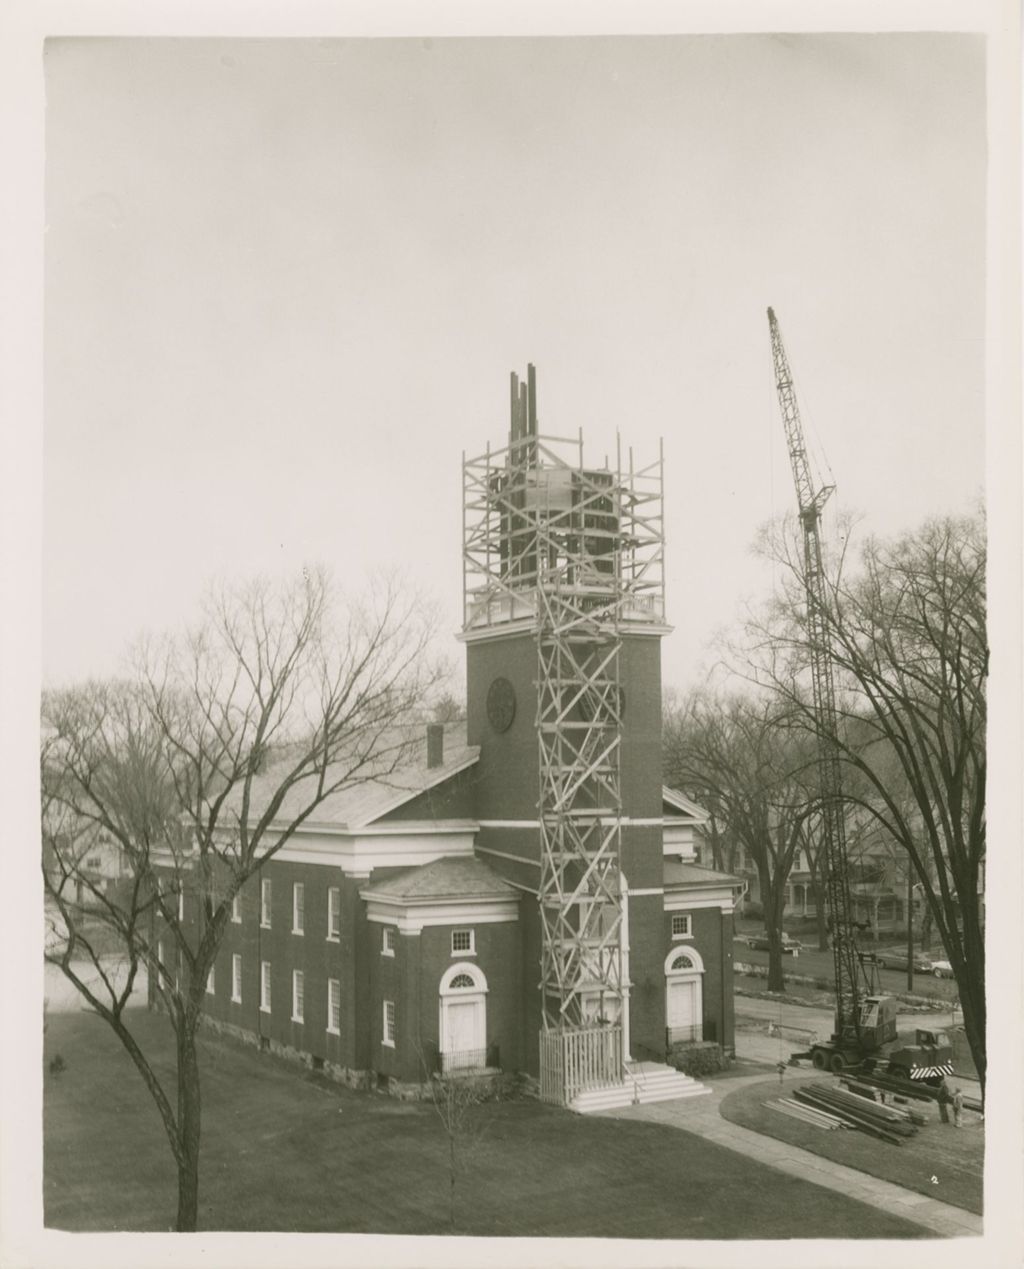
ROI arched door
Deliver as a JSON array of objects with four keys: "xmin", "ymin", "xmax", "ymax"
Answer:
[
  {"xmin": 664, "ymin": 947, "xmax": 705, "ymax": 1044},
  {"xmin": 439, "ymin": 962, "xmax": 488, "ymax": 1072}
]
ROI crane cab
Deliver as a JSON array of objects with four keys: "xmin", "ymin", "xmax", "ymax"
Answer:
[{"xmin": 857, "ymin": 995, "xmax": 899, "ymax": 1049}]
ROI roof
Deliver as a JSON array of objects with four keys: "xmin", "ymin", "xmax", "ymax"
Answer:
[
  {"xmin": 662, "ymin": 786, "xmax": 710, "ymax": 823},
  {"xmin": 361, "ymin": 855, "xmax": 519, "ymax": 903},
  {"xmin": 664, "ymin": 861, "xmax": 745, "ymax": 889},
  {"xmin": 221, "ymin": 723, "xmax": 479, "ymax": 833}
]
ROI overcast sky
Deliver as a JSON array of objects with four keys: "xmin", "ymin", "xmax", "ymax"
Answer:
[{"xmin": 44, "ymin": 34, "xmax": 986, "ymax": 694}]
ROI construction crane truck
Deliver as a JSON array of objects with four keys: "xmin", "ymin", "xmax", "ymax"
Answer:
[{"xmin": 767, "ymin": 307, "xmax": 954, "ymax": 1086}]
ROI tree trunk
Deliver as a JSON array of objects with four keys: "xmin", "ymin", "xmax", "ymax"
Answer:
[
  {"xmin": 765, "ymin": 879, "xmax": 786, "ymax": 993},
  {"xmin": 448, "ymin": 1132, "xmax": 456, "ymax": 1232},
  {"xmin": 919, "ymin": 903, "xmax": 932, "ymax": 951},
  {"xmin": 175, "ymin": 1026, "xmax": 202, "ymax": 1232}
]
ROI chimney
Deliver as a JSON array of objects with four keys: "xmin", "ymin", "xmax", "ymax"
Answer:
[{"xmin": 426, "ymin": 723, "xmax": 444, "ymax": 770}]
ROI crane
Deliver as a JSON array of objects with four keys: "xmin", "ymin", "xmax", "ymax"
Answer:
[{"xmin": 767, "ymin": 308, "xmax": 953, "ymax": 1082}]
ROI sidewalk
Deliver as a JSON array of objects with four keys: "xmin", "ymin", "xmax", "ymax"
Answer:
[{"xmin": 599, "ymin": 1065, "xmax": 982, "ymax": 1239}]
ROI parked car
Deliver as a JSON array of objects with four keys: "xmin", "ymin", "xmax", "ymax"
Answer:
[
  {"xmin": 744, "ymin": 932, "xmax": 804, "ymax": 955},
  {"xmin": 871, "ymin": 950, "xmax": 935, "ymax": 973},
  {"xmin": 930, "ymin": 958, "xmax": 955, "ymax": 978}
]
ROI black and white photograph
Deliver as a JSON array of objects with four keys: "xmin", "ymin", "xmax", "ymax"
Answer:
[{"xmin": 1, "ymin": 2, "xmax": 1020, "ymax": 1266}]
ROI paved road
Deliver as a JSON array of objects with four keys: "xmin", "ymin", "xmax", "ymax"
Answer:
[
  {"xmin": 733, "ymin": 936, "xmax": 960, "ymax": 1002},
  {"xmin": 734, "ymin": 995, "xmax": 981, "ymax": 1102}
]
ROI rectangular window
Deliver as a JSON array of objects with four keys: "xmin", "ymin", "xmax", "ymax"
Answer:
[
  {"xmin": 157, "ymin": 940, "xmax": 165, "ymax": 980},
  {"xmin": 327, "ymin": 979, "xmax": 341, "ymax": 1034},
  {"xmin": 382, "ymin": 999, "xmax": 395, "ymax": 1047},
  {"xmin": 381, "ymin": 926, "xmax": 396, "ymax": 957},
  {"xmin": 260, "ymin": 961, "xmax": 272, "ymax": 1013},
  {"xmin": 327, "ymin": 886, "xmax": 341, "ymax": 940},
  {"xmin": 292, "ymin": 970, "xmax": 304, "ymax": 1023},
  {"xmin": 231, "ymin": 954, "xmax": 242, "ymax": 1003},
  {"xmin": 451, "ymin": 928, "xmax": 475, "ymax": 956},
  {"xmin": 206, "ymin": 964, "xmax": 215, "ymax": 995},
  {"xmin": 793, "ymin": 851, "xmax": 804, "ymax": 872},
  {"xmin": 671, "ymin": 914, "xmax": 692, "ymax": 939},
  {"xmin": 231, "ymin": 893, "xmax": 242, "ymax": 924},
  {"xmin": 177, "ymin": 888, "xmax": 185, "ymax": 922},
  {"xmin": 261, "ymin": 878, "xmax": 272, "ymax": 928},
  {"xmin": 292, "ymin": 883, "xmax": 305, "ymax": 934}
]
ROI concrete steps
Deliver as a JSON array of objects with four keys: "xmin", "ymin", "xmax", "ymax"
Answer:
[{"xmin": 570, "ymin": 1061, "xmax": 713, "ymax": 1114}]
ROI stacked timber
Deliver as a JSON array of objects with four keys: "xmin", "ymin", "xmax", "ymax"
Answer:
[
  {"xmin": 791, "ymin": 1083, "xmax": 920, "ymax": 1145},
  {"xmin": 766, "ymin": 1098, "xmax": 847, "ymax": 1130}
]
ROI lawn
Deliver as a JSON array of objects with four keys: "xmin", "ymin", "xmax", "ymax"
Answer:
[
  {"xmin": 719, "ymin": 1078, "xmax": 983, "ymax": 1215},
  {"xmin": 45, "ymin": 1010, "xmax": 931, "ymax": 1238}
]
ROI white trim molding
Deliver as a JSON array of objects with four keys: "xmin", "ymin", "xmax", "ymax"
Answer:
[
  {"xmin": 664, "ymin": 889, "xmax": 736, "ymax": 914},
  {"xmin": 363, "ymin": 895, "xmax": 520, "ymax": 934}
]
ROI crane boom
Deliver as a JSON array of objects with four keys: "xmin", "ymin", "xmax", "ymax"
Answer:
[{"xmin": 767, "ymin": 307, "xmax": 867, "ymax": 1051}]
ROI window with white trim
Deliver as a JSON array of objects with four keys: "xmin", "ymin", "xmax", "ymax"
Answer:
[
  {"xmin": 206, "ymin": 965, "xmax": 216, "ymax": 995},
  {"xmin": 327, "ymin": 887, "xmax": 341, "ymax": 941},
  {"xmin": 327, "ymin": 979, "xmax": 341, "ymax": 1034},
  {"xmin": 260, "ymin": 961, "xmax": 272, "ymax": 1013},
  {"xmin": 177, "ymin": 888, "xmax": 185, "ymax": 922},
  {"xmin": 292, "ymin": 970, "xmax": 304, "ymax": 1023},
  {"xmin": 451, "ymin": 928, "xmax": 475, "ymax": 956},
  {"xmin": 292, "ymin": 883, "xmax": 305, "ymax": 934},
  {"xmin": 671, "ymin": 913, "xmax": 692, "ymax": 940},
  {"xmin": 382, "ymin": 999, "xmax": 396, "ymax": 1047},
  {"xmin": 260, "ymin": 879, "xmax": 272, "ymax": 928},
  {"xmin": 231, "ymin": 893, "xmax": 242, "ymax": 924},
  {"xmin": 381, "ymin": 926, "xmax": 396, "ymax": 957},
  {"xmin": 231, "ymin": 954, "xmax": 242, "ymax": 1003}
]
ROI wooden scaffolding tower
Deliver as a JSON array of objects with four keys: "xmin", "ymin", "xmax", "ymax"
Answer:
[{"xmin": 463, "ymin": 365, "xmax": 664, "ymax": 1103}]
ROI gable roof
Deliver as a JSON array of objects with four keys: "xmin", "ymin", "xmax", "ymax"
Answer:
[
  {"xmin": 662, "ymin": 786, "xmax": 710, "ymax": 823},
  {"xmin": 222, "ymin": 723, "xmax": 479, "ymax": 834},
  {"xmin": 361, "ymin": 855, "xmax": 519, "ymax": 903}
]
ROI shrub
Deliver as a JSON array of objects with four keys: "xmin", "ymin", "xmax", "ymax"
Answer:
[{"xmin": 668, "ymin": 1042, "xmax": 728, "ymax": 1078}]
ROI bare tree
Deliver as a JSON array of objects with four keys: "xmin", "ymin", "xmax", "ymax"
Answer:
[
  {"xmin": 745, "ymin": 510, "xmax": 987, "ymax": 1087},
  {"xmin": 42, "ymin": 568, "xmax": 442, "ymax": 1230},
  {"xmin": 424, "ymin": 1068, "xmax": 487, "ymax": 1233},
  {"xmin": 664, "ymin": 690, "xmax": 816, "ymax": 991}
]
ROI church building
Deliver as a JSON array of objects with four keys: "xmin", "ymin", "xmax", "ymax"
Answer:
[{"xmin": 165, "ymin": 367, "xmax": 742, "ymax": 1110}]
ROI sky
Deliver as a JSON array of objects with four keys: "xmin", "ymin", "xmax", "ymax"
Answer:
[{"xmin": 43, "ymin": 34, "xmax": 988, "ymax": 694}]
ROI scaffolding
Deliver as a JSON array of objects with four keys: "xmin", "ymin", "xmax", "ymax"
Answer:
[{"xmin": 463, "ymin": 365, "xmax": 664, "ymax": 1101}]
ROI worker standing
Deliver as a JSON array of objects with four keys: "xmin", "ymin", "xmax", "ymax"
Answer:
[
  {"xmin": 952, "ymin": 1087, "xmax": 964, "ymax": 1128},
  {"xmin": 937, "ymin": 1080, "xmax": 951, "ymax": 1125}
]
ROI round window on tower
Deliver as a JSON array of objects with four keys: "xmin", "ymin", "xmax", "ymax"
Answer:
[{"xmin": 486, "ymin": 677, "xmax": 516, "ymax": 733}]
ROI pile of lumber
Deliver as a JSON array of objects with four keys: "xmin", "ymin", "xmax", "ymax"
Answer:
[
  {"xmin": 788, "ymin": 1083, "xmax": 921, "ymax": 1144},
  {"xmin": 767, "ymin": 1098, "xmax": 848, "ymax": 1130}
]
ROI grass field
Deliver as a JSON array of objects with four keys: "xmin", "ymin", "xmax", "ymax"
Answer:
[
  {"xmin": 44, "ymin": 1010, "xmax": 932, "ymax": 1238},
  {"xmin": 719, "ymin": 1078, "xmax": 983, "ymax": 1215}
]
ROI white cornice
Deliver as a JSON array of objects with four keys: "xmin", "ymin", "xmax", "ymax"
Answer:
[
  {"xmin": 363, "ymin": 896, "xmax": 520, "ymax": 933},
  {"xmin": 664, "ymin": 890, "xmax": 736, "ymax": 914}
]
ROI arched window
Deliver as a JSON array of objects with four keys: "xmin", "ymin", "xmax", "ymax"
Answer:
[{"xmin": 448, "ymin": 973, "xmax": 476, "ymax": 990}]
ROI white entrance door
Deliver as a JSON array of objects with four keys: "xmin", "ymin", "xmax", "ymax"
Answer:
[
  {"xmin": 445, "ymin": 999, "xmax": 480, "ymax": 1055},
  {"xmin": 667, "ymin": 979, "xmax": 697, "ymax": 1037}
]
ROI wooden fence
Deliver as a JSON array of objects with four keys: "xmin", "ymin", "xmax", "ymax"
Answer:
[{"xmin": 539, "ymin": 1025, "xmax": 623, "ymax": 1105}]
